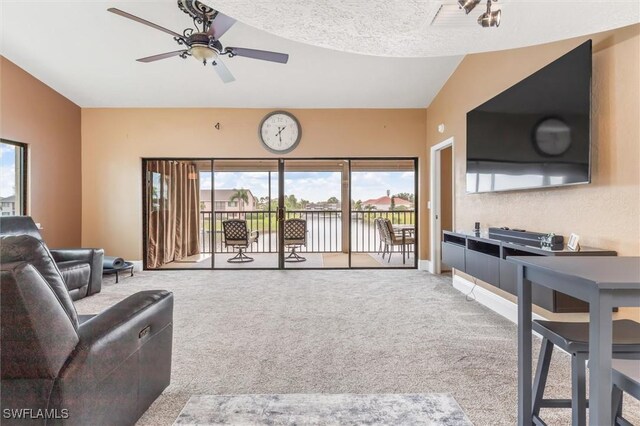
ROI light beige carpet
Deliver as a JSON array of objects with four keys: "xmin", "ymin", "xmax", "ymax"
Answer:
[{"xmin": 75, "ymin": 270, "xmax": 639, "ymax": 426}]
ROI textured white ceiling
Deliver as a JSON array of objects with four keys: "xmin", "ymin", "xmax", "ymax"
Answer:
[
  {"xmin": 0, "ymin": 0, "xmax": 461, "ymax": 108},
  {"xmin": 1, "ymin": 1, "xmax": 637, "ymax": 108},
  {"xmin": 204, "ymin": 0, "xmax": 640, "ymax": 57}
]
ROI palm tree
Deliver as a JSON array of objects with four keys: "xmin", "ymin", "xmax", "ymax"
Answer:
[{"xmin": 230, "ymin": 188, "xmax": 250, "ymax": 211}]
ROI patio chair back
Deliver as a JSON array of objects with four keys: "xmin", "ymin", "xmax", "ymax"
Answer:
[
  {"xmin": 375, "ymin": 217, "xmax": 391, "ymax": 244},
  {"xmin": 222, "ymin": 219, "xmax": 249, "ymax": 247},
  {"xmin": 284, "ymin": 219, "xmax": 307, "ymax": 246}
]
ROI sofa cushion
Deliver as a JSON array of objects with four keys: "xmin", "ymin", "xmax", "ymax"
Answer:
[{"xmin": 57, "ymin": 260, "xmax": 91, "ymax": 291}]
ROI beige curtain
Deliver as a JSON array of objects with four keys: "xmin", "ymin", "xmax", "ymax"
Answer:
[{"xmin": 147, "ymin": 160, "xmax": 200, "ymax": 268}]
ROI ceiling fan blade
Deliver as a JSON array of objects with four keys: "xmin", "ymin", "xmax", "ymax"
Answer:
[
  {"xmin": 212, "ymin": 58, "xmax": 236, "ymax": 83},
  {"xmin": 207, "ymin": 11, "xmax": 236, "ymax": 39},
  {"xmin": 108, "ymin": 8, "xmax": 186, "ymax": 40},
  {"xmin": 227, "ymin": 47, "xmax": 289, "ymax": 64},
  {"xmin": 136, "ymin": 50, "xmax": 187, "ymax": 63}
]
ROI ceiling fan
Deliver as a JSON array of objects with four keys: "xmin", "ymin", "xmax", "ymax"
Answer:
[{"xmin": 108, "ymin": 0, "xmax": 289, "ymax": 83}]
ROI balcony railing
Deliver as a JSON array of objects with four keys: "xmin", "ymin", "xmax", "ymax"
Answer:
[{"xmin": 199, "ymin": 209, "xmax": 415, "ymax": 254}]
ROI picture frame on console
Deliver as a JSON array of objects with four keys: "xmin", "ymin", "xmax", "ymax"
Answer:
[{"xmin": 567, "ymin": 233, "xmax": 581, "ymax": 251}]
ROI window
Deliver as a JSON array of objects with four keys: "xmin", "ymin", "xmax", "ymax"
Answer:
[
  {"xmin": 150, "ymin": 172, "xmax": 161, "ymax": 212},
  {"xmin": 228, "ymin": 201, "xmax": 238, "ymax": 207},
  {"xmin": 0, "ymin": 140, "xmax": 27, "ymax": 216}
]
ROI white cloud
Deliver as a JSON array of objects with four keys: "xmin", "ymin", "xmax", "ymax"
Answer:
[
  {"xmin": 0, "ymin": 164, "xmax": 16, "ymax": 198},
  {"xmin": 0, "ymin": 144, "xmax": 15, "ymax": 157},
  {"xmin": 351, "ymin": 171, "xmax": 414, "ymax": 201},
  {"xmin": 198, "ymin": 170, "xmax": 415, "ymax": 203}
]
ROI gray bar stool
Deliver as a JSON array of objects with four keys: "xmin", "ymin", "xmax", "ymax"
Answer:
[
  {"xmin": 611, "ymin": 359, "xmax": 640, "ymax": 426},
  {"xmin": 531, "ymin": 319, "xmax": 640, "ymax": 426}
]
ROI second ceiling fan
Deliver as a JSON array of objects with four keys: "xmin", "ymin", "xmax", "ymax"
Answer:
[{"xmin": 108, "ymin": 0, "xmax": 289, "ymax": 83}]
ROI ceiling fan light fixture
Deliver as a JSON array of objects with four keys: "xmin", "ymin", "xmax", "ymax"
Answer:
[
  {"xmin": 478, "ymin": 9, "xmax": 501, "ymax": 27},
  {"xmin": 457, "ymin": 0, "xmax": 481, "ymax": 14},
  {"xmin": 477, "ymin": 0, "xmax": 501, "ymax": 27},
  {"xmin": 108, "ymin": 1, "xmax": 289, "ymax": 83},
  {"xmin": 190, "ymin": 44, "xmax": 217, "ymax": 62}
]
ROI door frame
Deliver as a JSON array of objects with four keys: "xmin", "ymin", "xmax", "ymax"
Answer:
[
  {"xmin": 142, "ymin": 156, "xmax": 419, "ymax": 270},
  {"xmin": 429, "ymin": 137, "xmax": 454, "ymax": 274}
]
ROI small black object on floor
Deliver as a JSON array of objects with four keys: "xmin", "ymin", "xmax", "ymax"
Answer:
[{"xmin": 103, "ymin": 261, "xmax": 134, "ymax": 283}]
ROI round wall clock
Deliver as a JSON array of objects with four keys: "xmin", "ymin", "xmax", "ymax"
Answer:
[
  {"xmin": 259, "ymin": 111, "xmax": 302, "ymax": 154},
  {"xmin": 533, "ymin": 117, "xmax": 572, "ymax": 156}
]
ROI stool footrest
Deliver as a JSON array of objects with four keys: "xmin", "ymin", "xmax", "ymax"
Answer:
[
  {"xmin": 617, "ymin": 416, "xmax": 633, "ymax": 426},
  {"xmin": 539, "ymin": 398, "xmax": 589, "ymax": 408},
  {"xmin": 532, "ymin": 414, "xmax": 548, "ymax": 426}
]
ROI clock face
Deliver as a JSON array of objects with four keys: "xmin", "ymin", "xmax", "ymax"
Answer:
[
  {"xmin": 533, "ymin": 118, "xmax": 572, "ymax": 156},
  {"xmin": 259, "ymin": 111, "xmax": 301, "ymax": 153}
]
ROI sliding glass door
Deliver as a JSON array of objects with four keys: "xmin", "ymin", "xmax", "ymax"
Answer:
[
  {"xmin": 212, "ymin": 160, "xmax": 279, "ymax": 269},
  {"xmin": 143, "ymin": 157, "xmax": 417, "ymax": 270},
  {"xmin": 283, "ymin": 160, "xmax": 349, "ymax": 269},
  {"xmin": 350, "ymin": 159, "xmax": 417, "ymax": 268}
]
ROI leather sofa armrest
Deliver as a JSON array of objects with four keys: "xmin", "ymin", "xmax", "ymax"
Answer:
[
  {"xmin": 50, "ymin": 248, "xmax": 104, "ymax": 296},
  {"xmin": 60, "ymin": 290, "xmax": 173, "ymax": 383}
]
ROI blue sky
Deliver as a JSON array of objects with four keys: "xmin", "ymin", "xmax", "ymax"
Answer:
[
  {"xmin": 200, "ymin": 171, "xmax": 414, "ymax": 202},
  {"xmin": 0, "ymin": 143, "xmax": 17, "ymax": 198}
]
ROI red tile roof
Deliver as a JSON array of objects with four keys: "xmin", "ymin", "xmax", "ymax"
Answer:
[{"xmin": 362, "ymin": 196, "xmax": 412, "ymax": 206}]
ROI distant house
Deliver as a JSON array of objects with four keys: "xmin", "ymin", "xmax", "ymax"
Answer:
[
  {"xmin": 199, "ymin": 189, "xmax": 257, "ymax": 211},
  {"xmin": 362, "ymin": 196, "xmax": 413, "ymax": 211},
  {"xmin": 0, "ymin": 195, "xmax": 16, "ymax": 216}
]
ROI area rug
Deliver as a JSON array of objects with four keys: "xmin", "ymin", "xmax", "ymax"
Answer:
[{"xmin": 173, "ymin": 393, "xmax": 472, "ymax": 425}]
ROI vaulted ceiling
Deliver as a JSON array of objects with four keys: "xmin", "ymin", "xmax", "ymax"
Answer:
[
  {"xmin": 205, "ymin": 0, "xmax": 640, "ymax": 57},
  {"xmin": 1, "ymin": 1, "xmax": 637, "ymax": 108}
]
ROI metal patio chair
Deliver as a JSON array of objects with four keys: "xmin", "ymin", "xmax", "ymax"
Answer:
[
  {"xmin": 222, "ymin": 219, "xmax": 258, "ymax": 263},
  {"xmin": 283, "ymin": 218, "xmax": 307, "ymax": 262}
]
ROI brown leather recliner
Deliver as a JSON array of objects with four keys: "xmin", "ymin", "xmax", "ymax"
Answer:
[
  {"xmin": 0, "ymin": 234, "xmax": 173, "ymax": 425},
  {"xmin": 0, "ymin": 216, "xmax": 103, "ymax": 300}
]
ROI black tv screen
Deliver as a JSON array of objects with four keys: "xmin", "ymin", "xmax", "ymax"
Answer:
[{"xmin": 466, "ymin": 40, "xmax": 592, "ymax": 193}]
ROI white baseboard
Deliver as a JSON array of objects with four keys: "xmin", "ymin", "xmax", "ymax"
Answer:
[
  {"xmin": 452, "ymin": 275, "xmax": 547, "ymax": 325},
  {"xmin": 131, "ymin": 260, "xmax": 143, "ymax": 272},
  {"xmin": 418, "ymin": 260, "xmax": 431, "ymax": 271}
]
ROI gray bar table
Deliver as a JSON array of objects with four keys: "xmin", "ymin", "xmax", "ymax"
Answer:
[{"xmin": 509, "ymin": 256, "xmax": 640, "ymax": 426}]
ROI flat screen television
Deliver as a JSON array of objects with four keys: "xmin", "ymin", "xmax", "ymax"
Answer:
[{"xmin": 466, "ymin": 40, "xmax": 592, "ymax": 194}]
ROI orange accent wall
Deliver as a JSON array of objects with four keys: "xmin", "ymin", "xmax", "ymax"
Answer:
[
  {"xmin": 1, "ymin": 57, "xmax": 82, "ymax": 247},
  {"xmin": 426, "ymin": 24, "xmax": 640, "ymax": 258},
  {"xmin": 81, "ymin": 108, "xmax": 428, "ymax": 260}
]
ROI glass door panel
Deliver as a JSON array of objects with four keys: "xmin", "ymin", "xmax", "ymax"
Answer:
[
  {"xmin": 144, "ymin": 159, "xmax": 212, "ymax": 269},
  {"xmin": 213, "ymin": 160, "xmax": 279, "ymax": 269},
  {"xmin": 350, "ymin": 159, "xmax": 417, "ymax": 268},
  {"xmin": 143, "ymin": 157, "xmax": 417, "ymax": 270},
  {"xmin": 283, "ymin": 160, "xmax": 349, "ymax": 268}
]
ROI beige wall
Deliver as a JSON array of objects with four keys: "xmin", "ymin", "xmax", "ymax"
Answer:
[
  {"xmin": 1, "ymin": 57, "xmax": 82, "ymax": 247},
  {"xmin": 81, "ymin": 108, "xmax": 428, "ymax": 260},
  {"xmin": 426, "ymin": 24, "xmax": 640, "ymax": 258}
]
